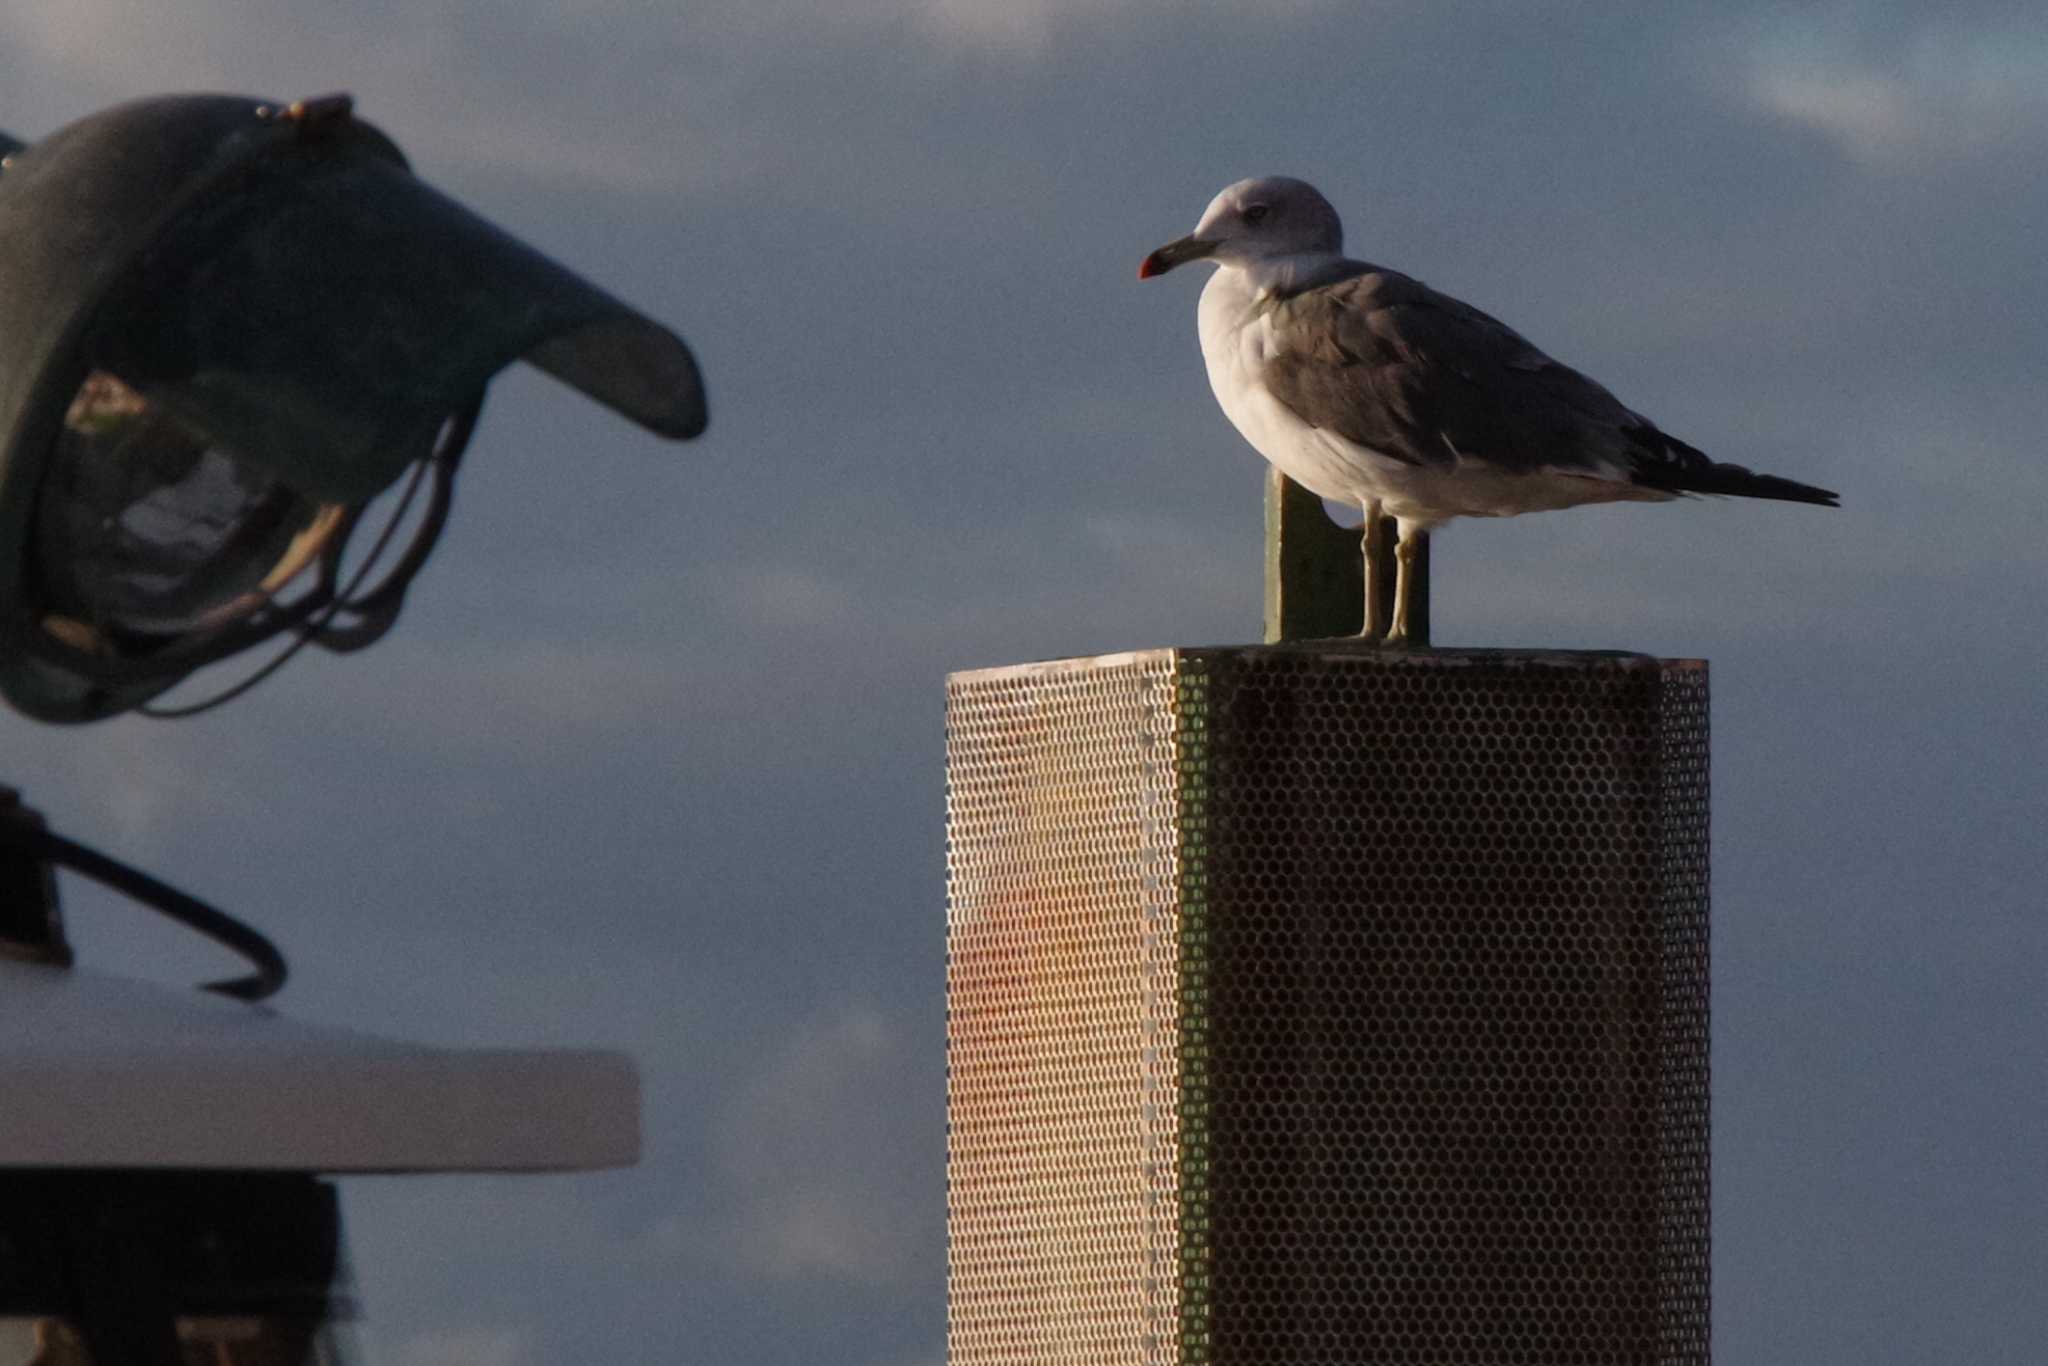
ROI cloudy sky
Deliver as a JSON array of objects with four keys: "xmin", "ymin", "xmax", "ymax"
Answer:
[{"xmin": 1, "ymin": 2, "xmax": 2044, "ymax": 1361}]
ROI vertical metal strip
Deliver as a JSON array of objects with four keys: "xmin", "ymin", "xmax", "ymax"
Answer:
[
  {"xmin": 1657, "ymin": 661, "xmax": 1713, "ymax": 1365},
  {"xmin": 1173, "ymin": 653, "xmax": 1213, "ymax": 1366}
]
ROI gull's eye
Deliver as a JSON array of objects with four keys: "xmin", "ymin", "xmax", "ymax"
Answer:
[{"xmin": 1242, "ymin": 203, "xmax": 1271, "ymax": 225}]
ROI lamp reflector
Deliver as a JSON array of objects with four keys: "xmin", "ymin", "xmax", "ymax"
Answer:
[{"xmin": 34, "ymin": 372, "xmax": 341, "ymax": 648}]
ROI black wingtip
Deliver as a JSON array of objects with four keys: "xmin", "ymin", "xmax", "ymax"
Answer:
[
  {"xmin": 1687, "ymin": 467, "xmax": 1840, "ymax": 507},
  {"xmin": 1623, "ymin": 428, "xmax": 1838, "ymax": 506},
  {"xmin": 1636, "ymin": 464, "xmax": 1841, "ymax": 506}
]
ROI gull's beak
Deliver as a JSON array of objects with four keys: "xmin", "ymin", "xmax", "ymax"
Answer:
[{"xmin": 1139, "ymin": 234, "xmax": 1218, "ymax": 280}]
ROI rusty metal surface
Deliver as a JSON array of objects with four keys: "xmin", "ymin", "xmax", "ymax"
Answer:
[
  {"xmin": 946, "ymin": 652, "xmax": 1190, "ymax": 1364},
  {"xmin": 946, "ymin": 646, "xmax": 1709, "ymax": 1365}
]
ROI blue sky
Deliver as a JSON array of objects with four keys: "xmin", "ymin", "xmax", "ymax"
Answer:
[{"xmin": 2, "ymin": 3, "xmax": 2045, "ymax": 1362}]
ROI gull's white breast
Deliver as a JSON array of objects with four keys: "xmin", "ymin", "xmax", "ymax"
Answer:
[{"xmin": 1197, "ymin": 269, "xmax": 1414, "ymax": 511}]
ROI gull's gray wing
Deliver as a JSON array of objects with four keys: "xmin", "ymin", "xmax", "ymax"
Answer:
[
  {"xmin": 1260, "ymin": 263, "xmax": 1657, "ymax": 478},
  {"xmin": 1261, "ymin": 265, "xmax": 1839, "ymax": 507}
]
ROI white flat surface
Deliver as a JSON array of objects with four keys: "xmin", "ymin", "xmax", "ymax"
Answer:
[{"xmin": 0, "ymin": 958, "xmax": 639, "ymax": 1172}]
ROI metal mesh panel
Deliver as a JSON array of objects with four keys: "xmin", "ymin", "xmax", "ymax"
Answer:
[
  {"xmin": 946, "ymin": 647, "xmax": 1710, "ymax": 1366},
  {"xmin": 947, "ymin": 653, "xmax": 1189, "ymax": 1365},
  {"xmin": 1193, "ymin": 648, "xmax": 1709, "ymax": 1366}
]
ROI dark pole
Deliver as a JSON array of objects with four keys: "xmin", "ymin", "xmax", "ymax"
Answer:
[
  {"xmin": 1263, "ymin": 467, "xmax": 1429, "ymax": 645},
  {"xmin": 0, "ymin": 789, "xmax": 69, "ymax": 963}
]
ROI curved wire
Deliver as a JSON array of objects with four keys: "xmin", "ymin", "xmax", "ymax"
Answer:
[
  {"xmin": 302, "ymin": 397, "xmax": 478, "ymax": 653},
  {"xmin": 9, "ymin": 825, "xmax": 286, "ymax": 1001},
  {"xmin": 140, "ymin": 396, "xmax": 480, "ymax": 719},
  {"xmin": 138, "ymin": 456, "xmax": 433, "ymax": 719}
]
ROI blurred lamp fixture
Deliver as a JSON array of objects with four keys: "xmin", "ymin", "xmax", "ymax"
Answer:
[
  {"xmin": 0, "ymin": 91, "xmax": 707, "ymax": 722},
  {"xmin": 0, "ymin": 91, "xmax": 694, "ymax": 1357}
]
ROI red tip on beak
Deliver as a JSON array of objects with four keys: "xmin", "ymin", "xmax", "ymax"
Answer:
[{"xmin": 1140, "ymin": 235, "xmax": 1211, "ymax": 280}]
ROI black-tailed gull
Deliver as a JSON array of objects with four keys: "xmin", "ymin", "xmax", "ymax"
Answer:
[{"xmin": 1140, "ymin": 175, "xmax": 1839, "ymax": 642}]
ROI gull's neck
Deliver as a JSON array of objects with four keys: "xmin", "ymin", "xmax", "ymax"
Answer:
[{"xmin": 1229, "ymin": 249, "xmax": 1349, "ymax": 300}]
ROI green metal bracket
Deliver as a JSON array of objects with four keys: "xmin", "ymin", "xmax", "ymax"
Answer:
[{"xmin": 1262, "ymin": 468, "xmax": 1429, "ymax": 644}]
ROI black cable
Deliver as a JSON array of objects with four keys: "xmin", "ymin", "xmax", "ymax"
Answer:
[
  {"xmin": 139, "ymin": 395, "xmax": 479, "ymax": 719},
  {"xmin": 304, "ymin": 397, "xmax": 476, "ymax": 652},
  {"xmin": 137, "ymin": 455, "xmax": 433, "ymax": 719},
  {"xmin": 10, "ymin": 826, "xmax": 287, "ymax": 1001}
]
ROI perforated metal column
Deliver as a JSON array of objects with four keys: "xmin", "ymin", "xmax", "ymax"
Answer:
[{"xmin": 946, "ymin": 646, "xmax": 1709, "ymax": 1366}]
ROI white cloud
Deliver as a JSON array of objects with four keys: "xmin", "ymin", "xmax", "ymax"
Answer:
[
  {"xmin": 934, "ymin": 0, "xmax": 1346, "ymax": 52},
  {"xmin": 1738, "ymin": 19, "xmax": 2048, "ymax": 166},
  {"xmin": 392, "ymin": 1324, "xmax": 538, "ymax": 1366},
  {"xmin": 0, "ymin": 0, "xmax": 1346, "ymax": 183},
  {"xmin": 1746, "ymin": 65, "xmax": 1917, "ymax": 160},
  {"xmin": 700, "ymin": 564, "xmax": 863, "ymax": 632},
  {"xmin": 918, "ymin": 0, "xmax": 1068, "ymax": 52},
  {"xmin": 681, "ymin": 1001, "xmax": 934, "ymax": 1287},
  {"xmin": 711, "ymin": 0, "xmax": 1341, "ymax": 59},
  {"xmin": 0, "ymin": 2, "xmax": 751, "ymax": 192}
]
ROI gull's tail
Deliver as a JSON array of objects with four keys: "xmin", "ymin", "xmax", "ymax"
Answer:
[{"xmin": 1624, "ymin": 426, "xmax": 1840, "ymax": 507}]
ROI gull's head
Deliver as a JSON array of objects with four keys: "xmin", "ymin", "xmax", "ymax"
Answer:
[{"xmin": 1139, "ymin": 176, "xmax": 1343, "ymax": 280}]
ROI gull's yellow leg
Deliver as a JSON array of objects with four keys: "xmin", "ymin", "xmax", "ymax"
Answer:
[
  {"xmin": 1360, "ymin": 500, "xmax": 1387, "ymax": 640},
  {"xmin": 1387, "ymin": 521, "xmax": 1423, "ymax": 645}
]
